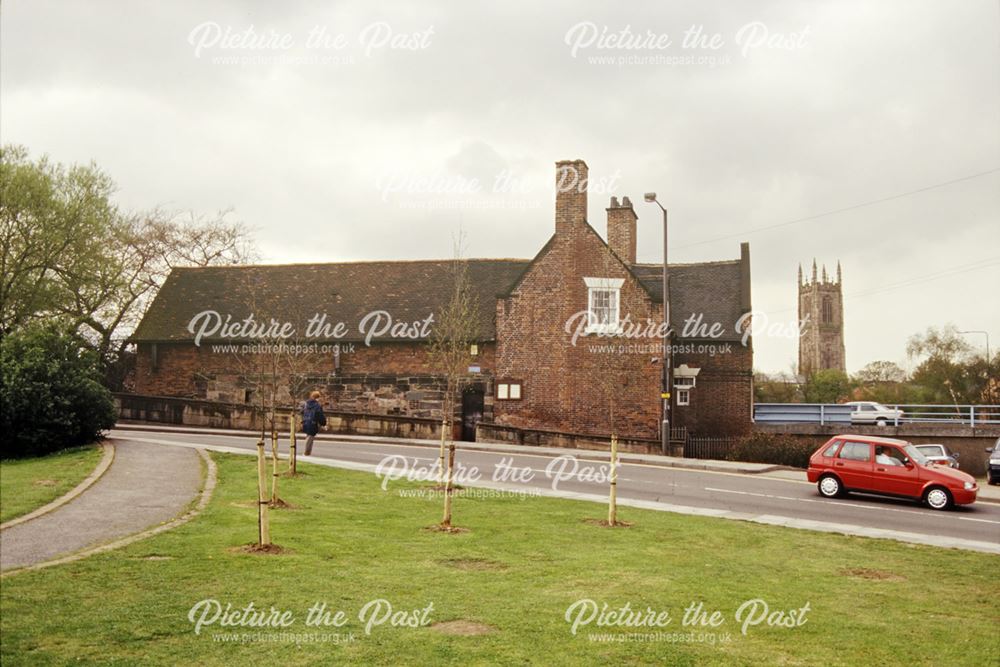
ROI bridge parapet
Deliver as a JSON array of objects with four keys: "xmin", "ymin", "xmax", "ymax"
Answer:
[{"xmin": 754, "ymin": 422, "xmax": 1000, "ymax": 476}]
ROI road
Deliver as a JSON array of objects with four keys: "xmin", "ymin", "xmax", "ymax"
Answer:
[{"xmin": 110, "ymin": 427, "xmax": 1000, "ymax": 554}]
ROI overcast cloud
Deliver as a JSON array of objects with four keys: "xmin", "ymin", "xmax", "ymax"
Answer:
[{"xmin": 2, "ymin": 0, "xmax": 998, "ymax": 373}]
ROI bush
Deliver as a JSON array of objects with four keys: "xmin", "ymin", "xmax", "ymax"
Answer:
[
  {"xmin": 1, "ymin": 324, "xmax": 117, "ymax": 458},
  {"xmin": 726, "ymin": 432, "xmax": 815, "ymax": 469}
]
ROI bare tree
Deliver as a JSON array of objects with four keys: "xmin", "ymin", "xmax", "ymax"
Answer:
[
  {"xmin": 76, "ymin": 209, "xmax": 257, "ymax": 359},
  {"xmin": 592, "ymin": 344, "xmax": 629, "ymax": 526},
  {"xmin": 227, "ymin": 269, "xmax": 331, "ymax": 509},
  {"xmin": 427, "ymin": 238, "xmax": 480, "ymax": 489}
]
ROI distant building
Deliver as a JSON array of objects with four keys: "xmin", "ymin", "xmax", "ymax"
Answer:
[{"xmin": 798, "ymin": 260, "xmax": 846, "ymax": 376}]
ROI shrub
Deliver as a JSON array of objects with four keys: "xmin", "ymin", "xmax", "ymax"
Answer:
[
  {"xmin": 726, "ymin": 432, "xmax": 815, "ymax": 469},
  {"xmin": 1, "ymin": 324, "xmax": 117, "ymax": 458}
]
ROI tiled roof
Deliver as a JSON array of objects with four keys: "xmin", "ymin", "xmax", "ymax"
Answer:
[
  {"xmin": 133, "ymin": 255, "xmax": 750, "ymax": 343},
  {"xmin": 131, "ymin": 260, "xmax": 529, "ymax": 343},
  {"xmin": 632, "ymin": 260, "xmax": 749, "ymax": 340}
]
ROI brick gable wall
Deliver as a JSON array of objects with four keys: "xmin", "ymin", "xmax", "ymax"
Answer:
[
  {"xmin": 494, "ymin": 160, "xmax": 663, "ymax": 439},
  {"xmin": 493, "ymin": 160, "xmax": 752, "ymax": 439}
]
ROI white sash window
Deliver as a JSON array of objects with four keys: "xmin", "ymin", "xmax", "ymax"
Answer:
[{"xmin": 584, "ymin": 277, "xmax": 624, "ymax": 334}]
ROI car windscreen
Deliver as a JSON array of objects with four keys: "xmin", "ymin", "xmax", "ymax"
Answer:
[
  {"xmin": 915, "ymin": 445, "xmax": 943, "ymax": 457},
  {"xmin": 904, "ymin": 445, "xmax": 930, "ymax": 466}
]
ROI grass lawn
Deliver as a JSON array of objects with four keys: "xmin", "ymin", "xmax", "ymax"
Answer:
[
  {"xmin": 0, "ymin": 445, "xmax": 103, "ymax": 524},
  {"xmin": 1, "ymin": 452, "xmax": 995, "ymax": 666}
]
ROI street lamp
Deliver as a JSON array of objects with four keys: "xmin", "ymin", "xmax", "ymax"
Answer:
[
  {"xmin": 644, "ymin": 192, "xmax": 671, "ymax": 456},
  {"xmin": 957, "ymin": 330, "xmax": 991, "ymax": 368}
]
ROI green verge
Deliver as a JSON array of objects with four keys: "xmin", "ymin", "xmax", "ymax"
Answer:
[
  {"xmin": 0, "ymin": 445, "xmax": 104, "ymax": 524},
  {"xmin": 1, "ymin": 452, "xmax": 995, "ymax": 666}
]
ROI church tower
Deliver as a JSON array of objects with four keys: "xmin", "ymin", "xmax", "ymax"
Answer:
[{"xmin": 798, "ymin": 260, "xmax": 846, "ymax": 376}]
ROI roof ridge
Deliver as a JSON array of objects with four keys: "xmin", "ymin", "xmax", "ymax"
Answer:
[
  {"xmin": 632, "ymin": 258, "xmax": 741, "ymax": 268},
  {"xmin": 172, "ymin": 258, "xmax": 532, "ymax": 270}
]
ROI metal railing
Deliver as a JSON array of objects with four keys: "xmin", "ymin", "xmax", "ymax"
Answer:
[
  {"xmin": 754, "ymin": 403, "xmax": 1000, "ymax": 426},
  {"xmin": 685, "ymin": 436, "xmax": 740, "ymax": 460}
]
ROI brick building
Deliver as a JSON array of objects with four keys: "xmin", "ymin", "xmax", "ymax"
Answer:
[{"xmin": 131, "ymin": 159, "xmax": 753, "ymax": 440}]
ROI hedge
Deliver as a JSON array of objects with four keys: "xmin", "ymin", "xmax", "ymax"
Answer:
[{"xmin": 1, "ymin": 324, "xmax": 117, "ymax": 458}]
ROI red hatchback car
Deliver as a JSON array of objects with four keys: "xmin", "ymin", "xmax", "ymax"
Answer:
[{"xmin": 807, "ymin": 435, "xmax": 978, "ymax": 510}]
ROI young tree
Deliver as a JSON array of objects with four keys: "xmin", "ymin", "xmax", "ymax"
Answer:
[
  {"xmin": 228, "ymin": 270, "xmax": 331, "ymax": 507},
  {"xmin": 427, "ymin": 245, "xmax": 480, "ymax": 487},
  {"xmin": 593, "ymin": 347, "xmax": 629, "ymax": 526}
]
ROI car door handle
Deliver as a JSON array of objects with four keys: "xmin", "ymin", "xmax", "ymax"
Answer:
[
  {"xmin": 876, "ymin": 467, "xmax": 886, "ymax": 472},
  {"xmin": 835, "ymin": 462, "xmax": 845, "ymax": 467}
]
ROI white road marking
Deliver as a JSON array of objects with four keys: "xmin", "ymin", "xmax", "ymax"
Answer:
[
  {"xmin": 704, "ymin": 487, "xmax": 1000, "ymax": 525},
  {"xmin": 113, "ymin": 436, "xmax": 1000, "ymax": 553}
]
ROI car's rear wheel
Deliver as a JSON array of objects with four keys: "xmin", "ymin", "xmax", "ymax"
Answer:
[
  {"xmin": 818, "ymin": 474, "xmax": 843, "ymax": 498},
  {"xmin": 923, "ymin": 486, "xmax": 953, "ymax": 510},
  {"xmin": 988, "ymin": 470, "xmax": 997, "ymax": 485},
  {"xmin": 876, "ymin": 418, "xmax": 887, "ymax": 426}
]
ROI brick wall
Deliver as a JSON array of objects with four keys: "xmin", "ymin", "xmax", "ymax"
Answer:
[
  {"xmin": 672, "ymin": 345, "xmax": 753, "ymax": 436},
  {"xmin": 494, "ymin": 160, "xmax": 663, "ymax": 440},
  {"xmin": 494, "ymin": 159, "xmax": 752, "ymax": 440}
]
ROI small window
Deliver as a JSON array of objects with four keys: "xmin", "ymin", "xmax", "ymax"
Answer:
[
  {"xmin": 470, "ymin": 344, "xmax": 479, "ymax": 356},
  {"xmin": 674, "ymin": 377, "xmax": 696, "ymax": 388},
  {"xmin": 822, "ymin": 440, "xmax": 842, "ymax": 457},
  {"xmin": 496, "ymin": 381, "xmax": 522, "ymax": 401},
  {"xmin": 838, "ymin": 442, "xmax": 871, "ymax": 462},
  {"xmin": 676, "ymin": 389, "xmax": 690, "ymax": 406}
]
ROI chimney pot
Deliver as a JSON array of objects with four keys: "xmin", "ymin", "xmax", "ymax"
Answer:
[{"xmin": 606, "ymin": 194, "xmax": 637, "ymax": 263}]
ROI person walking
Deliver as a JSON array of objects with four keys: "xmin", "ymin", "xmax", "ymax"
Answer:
[{"xmin": 301, "ymin": 390, "xmax": 327, "ymax": 456}]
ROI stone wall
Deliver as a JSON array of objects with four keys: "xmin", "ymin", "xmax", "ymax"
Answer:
[
  {"xmin": 477, "ymin": 421, "xmax": 662, "ymax": 455},
  {"xmin": 114, "ymin": 392, "xmax": 444, "ymax": 439},
  {"xmin": 134, "ymin": 340, "xmax": 495, "ymax": 422}
]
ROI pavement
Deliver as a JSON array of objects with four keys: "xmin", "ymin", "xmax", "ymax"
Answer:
[
  {"xmin": 0, "ymin": 440, "xmax": 203, "ymax": 572},
  {"xmin": 113, "ymin": 424, "xmax": 1000, "ymax": 554}
]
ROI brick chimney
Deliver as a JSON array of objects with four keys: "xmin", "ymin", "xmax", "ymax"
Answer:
[
  {"xmin": 555, "ymin": 159, "xmax": 588, "ymax": 234},
  {"xmin": 606, "ymin": 196, "xmax": 637, "ymax": 263}
]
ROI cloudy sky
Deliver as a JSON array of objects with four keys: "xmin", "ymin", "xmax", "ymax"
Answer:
[{"xmin": 3, "ymin": 0, "xmax": 998, "ymax": 373}]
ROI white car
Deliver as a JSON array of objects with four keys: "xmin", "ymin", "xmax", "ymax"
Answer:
[
  {"xmin": 914, "ymin": 443, "xmax": 960, "ymax": 469},
  {"xmin": 845, "ymin": 401, "xmax": 905, "ymax": 426}
]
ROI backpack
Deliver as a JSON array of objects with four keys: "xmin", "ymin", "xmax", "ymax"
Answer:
[{"xmin": 302, "ymin": 402, "xmax": 318, "ymax": 432}]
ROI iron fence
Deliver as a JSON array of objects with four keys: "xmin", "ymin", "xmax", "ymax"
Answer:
[{"xmin": 684, "ymin": 436, "xmax": 740, "ymax": 460}]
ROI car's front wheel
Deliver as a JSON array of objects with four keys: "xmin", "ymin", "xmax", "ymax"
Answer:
[
  {"xmin": 923, "ymin": 486, "xmax": 953, "ymax": 510},
  {"xmin": 988, "ymin": 470, "xmax": 997, "ymax": 486},
  {"xmin": 875, "ymin": 418, "xmax": 887, "ymax": 426},
  {"xmin": 818, "ymin": 474, "xmax": 843, "ymax": 498}
]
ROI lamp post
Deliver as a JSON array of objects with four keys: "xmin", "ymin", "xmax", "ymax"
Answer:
[
  {"xmin": 958, "ymin": 330, "xmax": 991, "ymax": 368},
  {"xmin": 644, "ymin": 192, "xmax": 671, "ymax": 456}
]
